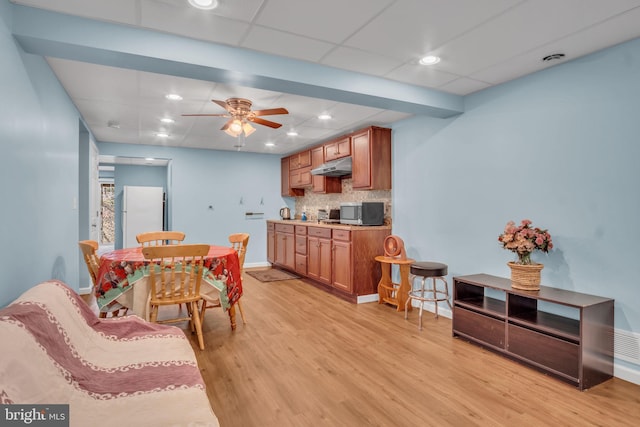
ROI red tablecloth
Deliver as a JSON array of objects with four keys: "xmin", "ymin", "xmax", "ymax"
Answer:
[{"xmin": 95, "ymin": 245, "xmax": 243, "ymax": 313}]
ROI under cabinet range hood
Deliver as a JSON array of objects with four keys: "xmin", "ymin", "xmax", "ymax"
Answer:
[{"xmin": 310, "ymin": 156, "xmax": 352, "ymax": 177}]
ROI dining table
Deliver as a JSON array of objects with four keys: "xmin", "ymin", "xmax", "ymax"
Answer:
[{"xmin": 95, "ymin": 245, "xmax": 243, "ymax": 329}]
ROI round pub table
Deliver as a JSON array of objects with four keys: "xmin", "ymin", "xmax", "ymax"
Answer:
[{"xmin": 375, "ymin": 255, "xmax": 416, "ymax": 312}]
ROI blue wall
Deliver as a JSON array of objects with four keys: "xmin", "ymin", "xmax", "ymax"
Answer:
[
  {"xmin": 98, "ymin": 143, "xmax": 283, "ymax": 266},
  {"xmin": 0, "ymin": 2, "xmax": 83, "ymax": 305},
  {"xmin": 392, "ymin": 37, "xmax": 640, "ymax": 375}
]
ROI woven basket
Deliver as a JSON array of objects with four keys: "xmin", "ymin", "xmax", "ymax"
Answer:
[{"xmin": 508, "ymin": 262, "xmax": 544, "ymax": 290}]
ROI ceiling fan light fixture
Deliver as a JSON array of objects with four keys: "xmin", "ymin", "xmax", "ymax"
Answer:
[
  {"xmin": 188, "ymin": 0, "xmax": 219, "ymax": 10},
  {"xmin": 242, "ymin": 121, "xmax": 256, "ymax": 137}
]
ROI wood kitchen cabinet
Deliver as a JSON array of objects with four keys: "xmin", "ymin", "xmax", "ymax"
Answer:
[
  {"xmin": 351, "ymin": 127, "xmax": 392, "ymax": 190},
  {"xmin": 275, "ymin": 223, "xmax": 295, "ymax": 270},
  {"xmin": 311, "ymin": 146, "xmax": 341, "ymax": 194},
  {"xmin": 267, "ymin": 222, "xmax": 275, "ymax": 263},
  {"xmin": 331, "ymin": 229, "xmax": 352, "ymax": 293},
  {"xmin": 324, "ymin": 136, "xmax": 351, "ymax": 161},
  {"xmin": 281, "ymin": 157, "xmax": 303, "ymax": 197},
  {"xmin": 294, "ymin": 225, "xmax": 307, "ymax": 276},
  {"xmin": 267, "ymin": 220, "xmax": 391, "ymax": 302},
  {"xmin": 307, "ymin": 227, "xmax": 332, "ymax": 285},
  {"xmin": 290, "ymin": 167, "xmax": 312, "ymax": 188},
  {"xmin": 452, "ymin": 274, "xmax": 614, "ymax": 390},
  {"xmin": 289, "ymin": 150, "xmax": 311, "ymax": 170}
]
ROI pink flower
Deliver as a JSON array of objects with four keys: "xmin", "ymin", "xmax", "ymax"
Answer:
[{"xmin": 498, "ymin": 219, "xmax": 553, "ymax": 264}]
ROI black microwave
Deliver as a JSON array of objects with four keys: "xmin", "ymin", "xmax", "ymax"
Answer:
[{"xmin": 339, "ymin": 202, "xmax": 384, "ymax": 226}]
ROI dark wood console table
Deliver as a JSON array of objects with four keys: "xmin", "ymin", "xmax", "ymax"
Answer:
[{"xmin": 452, "ymin": 274, "xmax": 614, "ymax": 390}]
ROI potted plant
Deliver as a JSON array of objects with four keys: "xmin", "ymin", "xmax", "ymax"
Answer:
[{"xmin": 498, "ymin": 219, "xmax": 553, "ymax": 290}]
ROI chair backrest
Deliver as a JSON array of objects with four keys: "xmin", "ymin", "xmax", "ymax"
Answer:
[
  {"xmin": 136, "ymin": 231, "xmax": 186, "ymax": 247},
  {"xmin": 228, "ymin": 233, "xmax": 250, "ymax": 272},
  {"xmin": 78, "ymin": 240, "xmax": 100, "ymax": 286},
  {"xmin": 142, "ymin": 244, "xmax": 210, "ymax": 304}
]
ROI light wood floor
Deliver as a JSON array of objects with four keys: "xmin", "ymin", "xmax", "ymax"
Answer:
[
  {"xmin": 191, "ymin": 270, "xmax": 640, "ymax": 427},
  {"xmin": 87, "ymin": 271, "xmax": 640, "ymax": 426}
]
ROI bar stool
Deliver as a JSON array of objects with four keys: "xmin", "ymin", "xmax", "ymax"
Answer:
[{"xmin": 404, "ymin": 261, "xmax": 452, "ymax": 330}]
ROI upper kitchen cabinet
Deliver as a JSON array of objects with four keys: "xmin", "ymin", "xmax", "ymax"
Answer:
[
  {"xmin": 289, "ymin": 150, "xmax": 312, "ymax": 189},
  {"xmin": 281, "ymin": 157, "xmax": 304, "ymax": 197},
  {"xmin": 351, "ymin": 127, "xmax": 392, "ymax": 190},
  {"xmin": 324, "ymin": 136, "xmax": 351, "ymax": 162},
  {"xmin": 289, "ymin": 150, "xmax": 312, "ymax": 170}
]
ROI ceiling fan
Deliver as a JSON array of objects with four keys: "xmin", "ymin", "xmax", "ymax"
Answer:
[{"xmin": 182, "ymin": 98, "xmax": 289, "ymax": 139}]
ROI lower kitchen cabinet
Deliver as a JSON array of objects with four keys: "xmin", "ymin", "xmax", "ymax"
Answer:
[
  {"xmin": 267, "ymin": 222, "xmax": 275, "ymax": 263},
  {"xmin": 452, "ymin": 274, "xmax": 614, "ymax": 390},
  {"xmin": 294, "ymin": 225, "xmax": 307, "ymax": 276},
  {"xmin": 307, "ymin": 227, "xmax": 332, "ymax": 285},
  {"xmin": 267, "ymin": 220, "xmax": 390, "ymax": 302},
  {"xmin": 331, "ymin": 236, "xmax": 351, "ymax": 293},
  {"xmin": 274, "ymin": 223, "xmax": 295, "ymax": 270}
]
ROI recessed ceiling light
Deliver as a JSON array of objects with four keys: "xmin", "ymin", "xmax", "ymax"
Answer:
[
  {"xmin": 188, "ymin": 0, "xmax": 218, "ymax": 10},
  {"xmin": 160, "ymin": 118, "xmax": 175, "ymax": 124},
  {"xmin": 318, "ymin": 114, "xmax": 332, "ymax": 120},
  {"xmin": 156, "ymin": 132, "xmax": 169, "ymax": 138},
  {"xmin": 419, "ymin": 55, "xmax": 441, "ymax": 65},
  {"xmin": 265, "ymin": 142, "xmax": 275, "ymax": 147},
  {"xmin": 165, "ymin": 94, "xmax": 182, "ymax": 101},
  {"xmin": 286, "ymin": 130, "xmax": 298, "ymax": 136}
]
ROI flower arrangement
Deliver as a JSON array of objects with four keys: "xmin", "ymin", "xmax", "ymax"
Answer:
[{"xmin": 498, "ymin": 219, "xmax": 553, "ymax": 265}]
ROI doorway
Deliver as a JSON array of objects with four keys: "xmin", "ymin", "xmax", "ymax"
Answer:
[{"xmin": 101, "ymin": 183, "xmax": 115, "ymax": 244}]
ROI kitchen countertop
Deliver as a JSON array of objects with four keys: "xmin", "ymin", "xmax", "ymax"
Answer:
[{"xmin": 268, "ymin": 219, "xmax": 391, "ymax": 231}]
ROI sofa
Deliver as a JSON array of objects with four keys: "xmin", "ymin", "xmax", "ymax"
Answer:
[{"xmin": 0, "ymin": 280, "xmax": 219, "ymax": 427}]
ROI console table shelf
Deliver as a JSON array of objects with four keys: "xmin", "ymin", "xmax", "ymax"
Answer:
[{"xmin": 452, "ymin": 274, "xmax": 614, "ymax": 390}]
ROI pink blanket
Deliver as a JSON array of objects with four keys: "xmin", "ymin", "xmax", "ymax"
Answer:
[{"xmin": 0, "ymin": 280, "xmax": 219, "ymax": 426}]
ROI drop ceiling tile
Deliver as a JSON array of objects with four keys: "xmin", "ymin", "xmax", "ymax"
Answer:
[
  {"xmin": 255, "ymin": 0, "xmax": 393, "ymax": 44},
  {"xmin": 140, "ymin": 1, "xmax": 250, "ymax": 45},
  {"xmin": 150, "ymin": 0, "xmax": 265, "ymax": 22},
  {"xmin": 470, "ymin": 8, "xmax": 640, "ymax": 86},
  {"xmin": 321, "ymin": 46, "xmax": 403, "ymax": 76},
  {"xmin": 344, "ymin": 0, "xmax": 521, "ymax": 62},
  {"xmin": 11, "ymin": 0, "xmax": 138, "ymax": 24},
  {"xmin": 242, "ymin": 26, "xmax": 335, "ymax": 62},
  {"xmin": 46, "ymin": 59, "xmax": 139, "ymax": 101},
  {"xmin": 431, "ymin": 0, "xmax": 640, "ymax": 77},
  {"xmin": 385, "ymin": 63, "xmax": 461, "ymax": 88},
  {"xmin": 437, "ymin": 77, "xmax": 492, "ymax": 95}
]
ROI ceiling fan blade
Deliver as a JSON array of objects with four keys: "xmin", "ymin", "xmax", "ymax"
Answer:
[
  {"xmin": 181, "ymin": 113, "xmax": 228, "ymax": 117},
  {"xmin": 250, "ymin": 117, "xmax": 283, "ymax": 129},
  {"xmin": 212, "ymin": 99, "xmax": 232, "ymax": 112},
  {"xmin": 252, "ymin": 107, "xmax": 289, "ymax": 116}
]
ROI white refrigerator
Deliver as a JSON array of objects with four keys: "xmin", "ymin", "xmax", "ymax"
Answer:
[{"xmin": 122, "ymin": 185, "xmax": 164, "ymax": 248}]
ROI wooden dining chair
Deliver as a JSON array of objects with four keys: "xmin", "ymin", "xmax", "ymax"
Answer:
[
  {"xmin": 142, "ymin": 244, "xmax": 210, "ymax": 350},
  {"xmin": 200, "ymin": 233, "xmax": 249, "ymax": 325},
  {"xmin": 78, "ymin": 240, "xmax": 127, "ymax": 318},
  {"xmin": 136, "ymin": 231, "xmax": 186, "ymax": 246}
]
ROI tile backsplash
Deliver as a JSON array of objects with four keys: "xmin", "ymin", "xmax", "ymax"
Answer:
[{"xmin": 293, "ymin": 179, "xmax": 391, "ymax": 224}]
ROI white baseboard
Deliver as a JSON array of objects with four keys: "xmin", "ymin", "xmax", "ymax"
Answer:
[
  {"xmin": 614, "ymin": 362, "xmax": 640, "ymax": 386},
  {"xmin": 357, "ymin": 294, "xmax": 379, "ymax": 304},
  {"xmin": 245, "ymin": 262, "xmax": 272, "ymax": 269}
]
